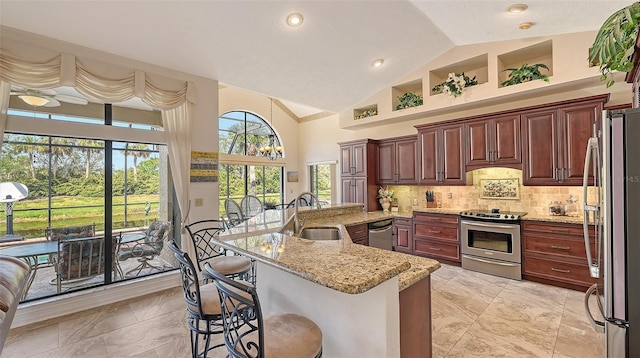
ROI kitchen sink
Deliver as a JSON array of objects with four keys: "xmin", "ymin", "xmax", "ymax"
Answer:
[{"xmin": 298, "ymin": 226, "xmax": 342, "ymax": 240}]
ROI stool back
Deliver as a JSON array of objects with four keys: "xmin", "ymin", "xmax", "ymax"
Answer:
[
  {"xmin": 205, "ymin": 263, "xmax": 264, "ymax": 358},
  {"xmin": 167, "ymin": 240, "xmax": 206, "ymax": 318},
  {"xmin": 184, "ymin": 220, "xmax": 227, "ymax": 271}
]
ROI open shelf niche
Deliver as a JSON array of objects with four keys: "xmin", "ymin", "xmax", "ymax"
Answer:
[
  {"xmin": 497, "ymin": 40, "xmax": 553, "ymax": 88},
  {"xmin": 428, "ymin": 54, "xmax": 488, "ymax": 96},
  {"xmin": 391, "ymin": 79, "xmax": 423, "ymax": 111},
  {"xmin": 353, "ymin": 104, "xmax": 379, "ymax": 120}
]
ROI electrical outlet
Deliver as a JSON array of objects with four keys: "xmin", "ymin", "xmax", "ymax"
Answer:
[
  {"xmin": 413, "ymin": 198, "xmax": 418, "ymax": 205},
  {"xmin": 447, "ymin": 192, "xmax": 453, "ymax": 199},
  {"xmin": 195, "ymin": 198, "xmax": 203, "ymax": 207}
]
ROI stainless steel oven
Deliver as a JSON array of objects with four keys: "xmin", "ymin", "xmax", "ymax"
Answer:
[{"xmin": 460, "ymin": 210, "xmax": 526, "ymax": 280}]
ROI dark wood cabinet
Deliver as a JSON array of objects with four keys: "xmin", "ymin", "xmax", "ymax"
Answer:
[
  {"xmin": 339, "ymin": 139, "xmax": 378, "ymax": 211},
  {"xmin": 521, "ymin": 96, "xmax": 606, "ymax": 185},
  {"xmin": 522, "ymin": 220, "xmax": 598, "ymax": 290},
  {"xmin": 416, "ymin": 124, "xmax": 465, "ymax": 185},
  {"xmin": 377, "ymin": 135, "xmax": 418, "ymax": 185},
  {"xmin": 412, "ymin": 212, "xmax": 460, "ymax": 264},
  {"xmin": 393, "ymin": 217, "xmax": 413, "ymax": 253},
  {"xmin": 346, "ymin": 223, "xmax": 368, "ymax": 246},
  {"xmin": 466, "ymin": 114, "xmax": 521, "ymax": 170}
]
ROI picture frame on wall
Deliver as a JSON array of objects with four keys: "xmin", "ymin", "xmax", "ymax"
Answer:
[
  {"xmin": 480, "ymin": 178, "xmax": 520, "ymax": 200},
  {"xmin": 287, "ymin": 171, "xmax": 299, "ymax": 182}
]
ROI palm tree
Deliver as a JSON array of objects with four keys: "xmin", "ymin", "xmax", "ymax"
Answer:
[
  {"xmin": 10, "ymin": 135, "xmax": 40, "ymax": 179},
  {"xmin": 121, "ymin": 143, "xmax": 151, "ymax": 181},
  {"xmin": 77, "ymin": 139, "xmax": 102, "ymax": 178},
  {"xmin": 41, "ymin": 139, "xmax": 73, "ymax": 179}
]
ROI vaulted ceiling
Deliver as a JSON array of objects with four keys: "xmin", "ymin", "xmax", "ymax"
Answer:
[{"xmin": 0, "ymin": 1, "xmax": 634, "ymax": 118}]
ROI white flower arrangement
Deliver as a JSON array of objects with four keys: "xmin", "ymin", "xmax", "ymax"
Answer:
[
  {"xmin": 431, "ymin": 72, "xmax": 478, "ymax": 98},
  {"xmin": 377, "ymin": 186, "xmax": 394, "ymax": 200}
]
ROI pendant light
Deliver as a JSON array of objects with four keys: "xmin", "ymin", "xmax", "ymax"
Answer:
[{"xmin": 259, "ymin": 98, "xmax": 283, "ymax": 161}]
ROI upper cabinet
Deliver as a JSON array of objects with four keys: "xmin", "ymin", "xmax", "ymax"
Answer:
[
  {"xmin": 338, "ymin": 139, "xmax": 378, "ymax": 211},
  {"xmin": 465, "ymin": 113, "xmax": 521, "ymax": 170},
  {"xmin": 377, "ymin": 135, "xmax": 419, "ymax": 185},
  {"xmin": 340, "ymin": 141, "xmax": 369, "ymax": 177},
  {"xmin": 521, "ymin": 95, "xmax": 606, "ymax": 185},
  {"xmin": 416, "ymin": 123, "xmax": 465, "ymax": 185}
]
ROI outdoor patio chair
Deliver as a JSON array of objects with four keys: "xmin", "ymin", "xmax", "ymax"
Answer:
[
  {"xmin": 44, "ymin": 224, "xmax": 96, "ymax": 268},
  {"xmin": 54, "ymin": 234, "xmax": 120, "ymax": 293},
  {"xmin": 117, "ymin": 220, "xmax": 171, "ymax": 277},
  {"xmin": 240, "ymin": 195, "xmax": 263, "ymax": 218}
]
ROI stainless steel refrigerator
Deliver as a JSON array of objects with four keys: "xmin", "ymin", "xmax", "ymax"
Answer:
[{"xmin": 583, "ymin": 108, "xmax": 639, "ymax": 357}]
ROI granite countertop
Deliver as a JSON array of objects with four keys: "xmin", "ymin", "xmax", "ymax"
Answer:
[
  {"xmin": 215, "ymin": 207, "xmax": 440, "ymax": 294},
  {"xmin": 521, "ymin": 213, "xmax": 585, "ymax": 224}
]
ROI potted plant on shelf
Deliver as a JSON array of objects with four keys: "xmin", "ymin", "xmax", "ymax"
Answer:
[
  {"xmin": 590, "ymin": 2, "xmax": 640, "ymax": 87},
  {"xmin": 354, "ymin": 108, "xmax": 378, "ymax": 120},
  {"xmin": 395, "ymin": 92, "xmax": 423, "ymax": 110},
  {"xmin": 377, "ymin": 186, "xmax": 394, "ymax": 212},
  {"xmin": 431, "ymin": 72, "xmax": 478, "ymax": 98},
  {"xmin": 500, "ymin": 63, "xmax": 550, "ymax": 87}
]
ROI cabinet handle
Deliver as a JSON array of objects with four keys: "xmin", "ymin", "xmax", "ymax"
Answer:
[
  {"xmin": 489, "ymin": 151, "xmax": 494, "ymax": 162},
  {"xmin": 425, "ymin": 217, "xmax": 441, "ymax": 221},
  {"xmin": 351, "ymin": 179, "xmax": 356, "ymax": 187},
  {"xmin": 550, "ymin": 245, "xmax": 571, "ymax": 250},
  {"xmin": 555, "ymin": 168, "xmax": 560, "ymax": 181},
  {"xmin": 551, "ymin": 268, "xmax": 570, "ymax": 273},
  {"xmin": 551, "ymin": 228, "xmax": 570, "ymax": 233},
  {"xmin": 429, "ymin": 247, "xmax": 441, "ymax": 251},
  {"xmin": 562, "ymin": 168, "xmax": 567, "ymax": 181},
  {"xmin": 429, "ymin": 230, "xmax": 441, "ymax": 234},
  {"xmin": 350, "ymin": 166, "xmax": 356, "ymax": 175}
]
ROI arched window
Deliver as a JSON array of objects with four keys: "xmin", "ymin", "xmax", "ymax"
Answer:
[
  {"xmin": 218, "ymin": 111, "xmax": 284, "ymax": 219},
  {"xmin": 219, "ymin": 111, "xmax": 282, "ymax": 157}
]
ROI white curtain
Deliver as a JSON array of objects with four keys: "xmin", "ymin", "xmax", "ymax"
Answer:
[
  {"xmin": 0, "ymin": 48, "xmax": 196, "ymax": 255},
  {"xmin": 162, "ymin": 103, "xmax": 194, "ymax": 259}
]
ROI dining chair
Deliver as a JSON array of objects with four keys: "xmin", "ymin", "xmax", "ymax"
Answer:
[
  {"xmin": 224, "ymin": 198, "xmax": 244, "ymax": 227},
  {"xmin": 185, "ymin": 219, "xmax": 255, "ymax": 285},
  {"xmin": 167, "ymin": 240, "xmax": 225, "ymax": 358},
  {"xmin": 240, "ymin": 195, "xmax": 263, "ymax": 218},
  {"xmin": 204, "ymin": 263, "xmax": 323, "ymax": 358}
]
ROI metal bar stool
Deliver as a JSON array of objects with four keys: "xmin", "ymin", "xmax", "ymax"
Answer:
[
  {"xmin": 185, "ymin": 219, "xmax": 256, "ymax": 285},
  {"xmin": 204, "ymin": 262, "xmax": 323, "ymax": 358},
  {"xmin": 167, "ymin": 240, "xmax": 225, "ymax": 358}
]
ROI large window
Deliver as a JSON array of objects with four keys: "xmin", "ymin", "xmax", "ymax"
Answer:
[
  {"xmin": 218, "ymin": 111, "xmax": 284, "ymax": 219},
  {"xmin": 0, "ymin": 104, "xmax": 175, "ymax": 302},
  {"xmin": 310, "ymin": 164, "xmax": 334, "ymax": 204}
]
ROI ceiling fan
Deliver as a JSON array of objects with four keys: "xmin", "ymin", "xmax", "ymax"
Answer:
[{"xmin": 10, "ymin": 86, "xmax": 89, "ymax": 107}]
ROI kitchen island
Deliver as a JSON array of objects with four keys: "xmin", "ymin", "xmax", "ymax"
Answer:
[{"xmin": 215, "ymin": 204, "xmax": 440, "ymax": 357}]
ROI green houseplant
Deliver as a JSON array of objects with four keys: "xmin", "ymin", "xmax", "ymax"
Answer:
[
  {"xmin": 500, "ymin": 63, "xmax": 550, "ymax": 87},
  {"xmin": 590, "ymin": 2, "xmax": 640, "ymax": 87},
  {"xmin": 354, "ymin": 108, "xmax": 378, "ymax": 120},
  {"xmin": 395, "ymin": 92, "xmax": 423, "ymax": 110}
]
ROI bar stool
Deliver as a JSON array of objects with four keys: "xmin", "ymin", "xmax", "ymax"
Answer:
[
  {"xmin": 185, "ymin": 219, "xmax": 255, "ymax": 285},
  {"xmin": 204, "ymin": 262, "xmax": 323, "ymax": 358},
  {"xmin": 167, "ymin": 240, "xmax": 225, "ymax": 358}
]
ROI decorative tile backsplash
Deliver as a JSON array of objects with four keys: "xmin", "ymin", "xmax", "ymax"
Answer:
[{"xmin": 389, "ymin": 168, "xmax": 596, "ymax": 217}]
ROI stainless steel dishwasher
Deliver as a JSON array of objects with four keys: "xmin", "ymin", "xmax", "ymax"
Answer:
[{"xmin": 368, "ymin": 219, "xmax": 393, "ymax": 250}]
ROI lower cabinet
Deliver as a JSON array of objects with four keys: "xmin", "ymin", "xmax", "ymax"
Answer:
[
  {"xmin": 346, "ymin": 223, "xmax": 368, "ymax": 246},
  {"xmin": 393, "ymin": 217, "xmax": 413, "ymax": 253},
  {"xmin": 412, "ymin": 213, "xmax": 460, "ymax": 264},
  {"xmin": 522, "ymin": 220, "xmax": 597, "ymax": 290}
]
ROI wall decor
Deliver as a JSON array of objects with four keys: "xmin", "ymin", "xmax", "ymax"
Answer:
[
  {"xmin": 190, "ymin": 151, "xmax": 218, "ymax": 182},
  {"xmin": 287, "ymin": 171, "xmax": 299, "ymax": 182},
  {"xmin": 480, "ymin": 178, "xmax": 520, "ymax": 199}
]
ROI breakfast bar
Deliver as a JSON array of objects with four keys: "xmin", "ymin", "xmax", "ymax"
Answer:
[{"xmin": 215, "ymin": 205, "xmax": 440, "ymax": 357}]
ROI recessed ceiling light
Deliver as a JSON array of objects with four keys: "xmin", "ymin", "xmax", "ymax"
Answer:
[
  {"xmin": 508, "ymin": 4, "xmax": 528, "ymax": 13},
  {"xmin": 519, "ymin": 22, "xmax": 533, "ymax": 29},
  {"xmin": 371, "ymin": 59, "xmax": 384, "ymax": 68},
  {"xmin": 286, "ymin": 13, "xmax": 304, "ymax": 27}
]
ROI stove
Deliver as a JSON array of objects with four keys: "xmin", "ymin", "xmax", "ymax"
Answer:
[
  {"xmin": 459, "ymin": 209, "xmax": 526, "ymax": 280},
  {"xmin": 459, "ymin": 209, "xmax": 527, "ymax": 222}
]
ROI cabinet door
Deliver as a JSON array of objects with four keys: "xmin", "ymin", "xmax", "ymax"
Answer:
[
  {"xmin": 396, "ymin": 139, "xmax": 418, "ymax": 183},
  {"xmin": 493, "ymin": 114, "xmax": 521, "ymax": 165},
  {"xmin": 419, "ymin": 128, "xmax": 439, "ymax": 184},
  {"xmin": 441, "ymin": 124, "xmax": 465, "ymax": 184},
  {"xmin": 340, "ymin": 145, "xmax": 353, "ymax": 176},
  {"xmin": 341, "ymin": 178, "xmax": 354, "ymax": 204},
  {"xmin": 352, "ymin": 143, "xmax": 368, "ymax": 177},
  {"xmin": 522, "ymin": 109, "xmax": 560, "ymax": 185},
  {"xmin": 352, "ymin": 177, "xmax": 367, "ymax": 205},
  {"xmin": 466, "ymin": 120, "xmax": 491, "ymax": 167},
  {"xmin": 559, "ymin": 102, "xmax": 601, "ymax": 185},
  {"xmin": 394, "ymin": 224, "xmax": 412, "ymax": 253},
  {"xmin": 376, "ymin": 141, "xmax": 396, "ymax": 184}
]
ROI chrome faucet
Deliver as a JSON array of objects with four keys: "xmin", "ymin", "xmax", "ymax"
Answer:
[{"xmin": 293, "ymin": 191, "xmax": 321, "ymax": 234}]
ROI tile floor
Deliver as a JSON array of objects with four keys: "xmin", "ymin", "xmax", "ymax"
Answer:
[{"xmin": 3, "ymin": 263, "xmax": 604, "ymax": 358}]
